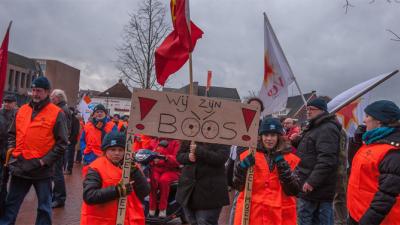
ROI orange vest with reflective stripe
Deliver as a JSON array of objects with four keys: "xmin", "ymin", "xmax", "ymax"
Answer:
[
  {"xmin": 347, "ymin": 143, "xmax": 400, "ymax": 224},
  {"xmin": 83, "ymin": 121, "xmax": 115, "ymax": 156},
  {"xmin": 80, "ymin": 156, "xmax": 145, "ymax": 225},
  {"xmin": 13, "ymin": 103, "xmax": 61, "ymax": 159},
  {"xmin": 234, "ymin": 150, "xmax": 300, "ymax": 225}
]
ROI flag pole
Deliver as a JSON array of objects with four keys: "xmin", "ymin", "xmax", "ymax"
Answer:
[
  {"xmin": 330, "ymin": 70, "xmax": 399, "ymax": 114},
  {"xmin": 263, "ymin": 12, "xmax": 307, "ymax": 107},
  {"xmin": 187, "ymin": 0, "xmax": 194, "ymax": 95}
]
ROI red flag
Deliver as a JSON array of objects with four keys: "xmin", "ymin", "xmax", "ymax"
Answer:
[
  {"xmin": 0, "ymin": 22, "xmax": 11, "ymax": 103},
  {"xmin": 155, "ymin": 0, "xmax": 203, "ymax": 86}
]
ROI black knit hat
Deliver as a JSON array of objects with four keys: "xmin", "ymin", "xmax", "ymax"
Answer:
[
  {"xmin": 307, "ymin": 97, "xmax": 328, "ymax": 112},
  {"xmin": 93, "ymin": 104, "xmax": 107, "ymax": 114},
  {"xmin": 101, "ymin": 132, "xmax": 126, "ymax": 151},
  {"xmin": 32, "ymin": 76, "xmax": 51, "ymax": 90},
  {"xmin": 3, "ymin": 94, "xmax": 16, "ymax": 102},
  {"xmin": 259, "ymin": 117, "xmax": 284, "ymax": 135},
  {"xmin": 364, "ymin": 100, "xmax": 400, "ymax": 123}
]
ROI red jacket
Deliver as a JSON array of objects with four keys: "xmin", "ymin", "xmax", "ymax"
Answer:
[{"xmin": 151, "ymin": 139, "xmax": 181, "ymax": 173}]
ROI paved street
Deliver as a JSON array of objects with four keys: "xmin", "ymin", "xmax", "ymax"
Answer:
[{"xmin": 14, "ymin": 163, "xmax": 231, "ymax": 225}]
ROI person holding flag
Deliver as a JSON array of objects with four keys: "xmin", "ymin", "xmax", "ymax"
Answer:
[
  {"xmin": 347, "ymin": 100, "xmax": 400, "ymax": 225},
  {"xmin": 232, "ymin": 117, "xmax": 300, "ymax": 225}
]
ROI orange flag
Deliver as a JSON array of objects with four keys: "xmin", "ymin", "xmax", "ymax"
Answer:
[{"xmin": 155, "ymin": 0, "xmax": 203, "ymax": 86}]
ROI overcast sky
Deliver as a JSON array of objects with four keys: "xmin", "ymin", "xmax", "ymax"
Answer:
[{"xmin": 1, "ymin": 0, "xmax": 399, "ymax": 104}]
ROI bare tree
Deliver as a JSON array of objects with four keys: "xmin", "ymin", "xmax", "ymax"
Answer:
[
  {"xmin": 242, "ymin": 90, "xmax": 258, "ymax": 102},
  {"xmin": 116, "ymin": 0, "xmax": 170, "ymax": 89},
  {"xmin": 387, "ymin": 29, "xmax": 400, "ymax": 41},
  {"xmin": 343, "ymin": 0, "xmax": 399, "ymax": 13}
]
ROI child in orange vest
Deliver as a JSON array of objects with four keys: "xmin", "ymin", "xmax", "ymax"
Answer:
[
  {"xmin": 81, "ymin": 132, "xmax": 149, "ymax": 225},
  {"xmin": 232, "ymin": 117, "xmax": 301, "ymax": 225}
]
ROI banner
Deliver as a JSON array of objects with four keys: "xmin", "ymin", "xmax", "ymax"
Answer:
[{"xmin": 128, "ymin": 89, "xmax": 260, "ymax": 147}]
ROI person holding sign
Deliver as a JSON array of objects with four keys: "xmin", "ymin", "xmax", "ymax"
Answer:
[
  {"xmin": 232, "ymin": 117, "xmax": 301, "ymax": 225},
  {"xmin": 176, "ymin": 141, "xmax": 230, "ymax": 225},
  {"xmin": 80, "ymin": 132, "xmax": 149, "ymax": 225}
]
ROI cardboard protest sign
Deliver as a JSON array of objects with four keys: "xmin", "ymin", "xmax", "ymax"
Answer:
[{"xmin": 128, "ymin": 88, "xmax": 260, "ymax": 147}]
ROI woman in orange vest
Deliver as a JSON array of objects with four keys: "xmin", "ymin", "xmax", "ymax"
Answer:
[
  {"xmin": 81, "ymin": 131, "xmax": 149, "ymax": 225},
  {"xmin": 232, "ymin": 117, "xmax": 301, "ymax": 225},
  {"xmin": 347, "ymin": 100, "xmax": 400, "ymax": 225}
]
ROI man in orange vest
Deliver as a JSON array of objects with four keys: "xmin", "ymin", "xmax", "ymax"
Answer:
[
  {"xmin": 347, "ymin": 100, "xmax": 400, "ymax": 225},
  {"xmin": 0, "ymin": 77, "xmax": 68, "ymax": 225},
  {"xmin": 81, "ymin": 131, "xmax": 149, "ymax": 225},
  {"xmin": 232, "ymin": 117, "xmax": 301, "ymax": 225},
  {"xmin": 80, "ymin": 103, "xmax": 116, "ymax": 172}
]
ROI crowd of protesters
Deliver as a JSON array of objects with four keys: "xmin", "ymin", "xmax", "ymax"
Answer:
[{"xmin": 0, "ymin": 76, "xmax": 399, "ymax": 225}]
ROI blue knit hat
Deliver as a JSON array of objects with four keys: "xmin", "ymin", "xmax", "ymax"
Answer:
[
  {"xmin": 102, "ymin": 132, "xmax": 126, "ymax": 151},
  {"xmin": 364, "ymin": 100, "xmax": 400, "ymax": 123},
  {"xmin": 307, "ymin": 97, "xmax": 327, "ymax": 112},
  {"xmin": 93, "ymin": 104, "xmax": 107, "ymax": 114},
  {"xmin": 259, "ymin": 117, "xmax": 284, "ymax": 135},
  {"xmin": 32, "ymin": 76, "xmax": 51, "ymax": 90}
]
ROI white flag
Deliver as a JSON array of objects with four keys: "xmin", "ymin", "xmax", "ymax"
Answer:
[
  {"xmin": 78, "ymin": 94, "xmax": 92, "ymax": 123},
  {"xmin": 258, "ymin": 13, "xmax": 295, "ymax": 116},
  {"xmin": 327, "ymin": 70, "xmax": 398, "ymax": 113},
  {"xmin": 336, "ymin": 94, "xmax": 370, "ymax": 137}
]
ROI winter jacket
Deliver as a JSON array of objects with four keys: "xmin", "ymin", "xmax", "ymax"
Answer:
[
  {"xmin": 176, "ymin": 141, "xmax": 230, "ymax": 210},
  {"xmin": 0, "ymin": 108, "xmax": 16, "ymax": 162},
  {"xmin": 57, "ymin": 101, "xmax": 72, "ymax": 137},
  {"xmin": 83, "ymin": 159, "xmax": 149, "ymax": 204},
  {"xmin": 151, "ymin": 139, "xmax": 181, "ymax": 173},
  {"xmin": 348, "ymin": 127, "xmax": 400, "ymax": 225},
  {"xmin": 232, "ymin": 145, "xmax": 300, "ymax": 225},
  {"xmin": 294, "ymin": 112, "xmax": 341, "ymax": 201},
  {"xmin": 8, "ymin": 97, "xmax": 68, "ymax": 179},
  {"xmin": 232, "ymin": 146, "xmax": 301, "ymax": 196},
  {"xmin": 69, "ymin": 114, "xmax": 80, "ymax": 145},
  {"xmin": 82, "ymin": 156, "xmax": 149, "ymax": 225}
]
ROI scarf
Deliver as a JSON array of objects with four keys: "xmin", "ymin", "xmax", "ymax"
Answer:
[{"xmin": 362, "ymin": 126, "xmax": 395, "ymax": 145}]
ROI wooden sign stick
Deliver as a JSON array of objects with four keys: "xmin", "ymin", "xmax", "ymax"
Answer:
[
  {"xmin": 116, "ymin": 134, "xmax": 134, "ymax": 225},
  {"xmin": 241, "ymin": 146, "xmax": 256, "ymax": 225}
]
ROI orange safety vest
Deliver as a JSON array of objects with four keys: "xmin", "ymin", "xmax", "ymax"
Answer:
[
  {"xmin": 83, "ymin": 121, "xmax": 115, "ymax": 156},
  {"xmin": 234, "ymin": 150, "xmax": 299, "ymax": 225},
  {"xmin": 117, "ymin": 121, "xmax": 125, "ymax": 131},
  {"xmin": 347, "ymin": 143, "xmax": 400, "ymax": 224},
  {"xmin": 13, "ymin": 103, "xmax": 61, "ymax": 159},
  {"xmin": 80, "ymin": 156, "xmax": 145, "ymax": 225}
]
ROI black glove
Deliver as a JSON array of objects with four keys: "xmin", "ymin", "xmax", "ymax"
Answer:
[
  {"xmin": 115, "ymin": 181, "xmax": 134, "ymax": 197},
  {"xmin": 354, "ymin": 125, "xmax": 366, "ymax": 144},
  {"xmin": 18, "ymin": 155, "xmax": 41, "ymax": 173},
  {"xmin": 239, "ymin": 154, "xmax": 255, "ymax": 169}
]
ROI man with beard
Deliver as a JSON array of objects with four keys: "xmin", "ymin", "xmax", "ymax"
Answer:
[{"xmin": 0, "ymin": 77, "xmax": 68, "ymax": 225}]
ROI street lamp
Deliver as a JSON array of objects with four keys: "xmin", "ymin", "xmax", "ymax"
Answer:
[{"xmin": 106, "ymin": 92, "xmax": 110, "ymax": 114}]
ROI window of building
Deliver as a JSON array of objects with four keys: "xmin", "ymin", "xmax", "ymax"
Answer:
[
  {"xmin": 26, "ymin": 73, "xmax": 31, "ymax": 88},
  {"xmin": 21, "ymin": 73, "xmax": 26, "ymax": 88},
  {"xmin": 15, "ymin": 71, "xmax": 20, "ymax": 91},
  {"xmin": 8, "ymin": 69, "xmax": 14, "ymax": 91}
]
